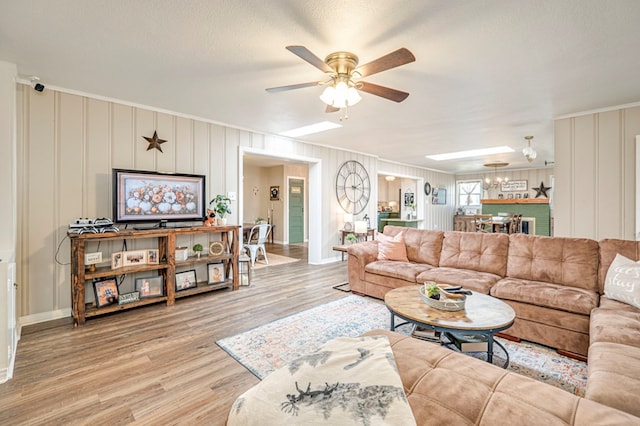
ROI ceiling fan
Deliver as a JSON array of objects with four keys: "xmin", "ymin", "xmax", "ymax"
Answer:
[{"xmin": 266, "ymin": 46, "xmax": 415, "ymax": 113}]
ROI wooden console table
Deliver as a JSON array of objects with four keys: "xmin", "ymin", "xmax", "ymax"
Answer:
[{"xmin": 69, "ymin": 225, "xmax": 240, "ymax": 326}]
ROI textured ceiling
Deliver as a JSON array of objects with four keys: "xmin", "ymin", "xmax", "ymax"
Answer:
[{"xmin": 2, "ymin": 0, "xmax": 640, "ymax": 173}]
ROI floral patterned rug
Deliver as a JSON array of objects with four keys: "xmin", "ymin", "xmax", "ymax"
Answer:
[{"xmin": 216, "ymin": 295, "xmax": 588, "ymax": 396}]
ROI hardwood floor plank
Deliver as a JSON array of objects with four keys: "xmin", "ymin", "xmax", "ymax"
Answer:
[{"xmin": 0, "ymin": 244, "xmax": 351, "ymax": 425}]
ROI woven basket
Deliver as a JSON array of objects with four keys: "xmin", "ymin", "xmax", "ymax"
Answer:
[{"xmin": 418, "ymin": 286, "xmax": 466, "ymax": 311}]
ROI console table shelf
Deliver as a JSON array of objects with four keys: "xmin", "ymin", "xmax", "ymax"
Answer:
[{"xmin": 69, "ymin": 225, "xmax": 240, "ymax": 326}]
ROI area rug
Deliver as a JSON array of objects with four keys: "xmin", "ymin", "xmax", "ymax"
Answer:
[
  {"xmin": 251, "ymin": 253, "xmax": 300, "ymax": 269},
  {"xmin": 216, "ymin": 295, "xmax": 588, "ymax": 396}
]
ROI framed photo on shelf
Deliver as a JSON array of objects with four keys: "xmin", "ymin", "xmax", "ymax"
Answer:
[
  {"xmin": 135, "ymin": 276, "xmax": 164, "ymax": 298},
  {"xmin": 207, "ymin": 262, "xmax": 225, "ymax": 284},
  {"xmin": 123, "ymin": 250, "xmax": 147, "ymax": 266},
  {"xmin": 175, "ymin": 269, "xmax": 197, "ymax": 291},
  {"xmin": 147, "ymin": 249, "xmax": 159, "ymax": 265},
  {"xmin": 111, "ymin": 252, "xmax": 123, "ymax": 269},
  {"xmin": 92, "ymin": 277, "xmax": 119, "ymax": 308}
]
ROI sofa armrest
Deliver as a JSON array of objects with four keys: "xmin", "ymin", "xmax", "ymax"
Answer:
[{"xmin": 347, "ymin": 241, "xmax": 378, "ymax": 293}]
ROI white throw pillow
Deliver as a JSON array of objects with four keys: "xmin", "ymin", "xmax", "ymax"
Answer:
[{"xmin": 604, "ymin": 253, "xmax": 640, "ymax": 309}]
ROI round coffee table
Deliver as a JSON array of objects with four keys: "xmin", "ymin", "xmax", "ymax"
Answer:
[{"xmin": 384, "ymin": 286, "xmax": 515, "ymax": 366}]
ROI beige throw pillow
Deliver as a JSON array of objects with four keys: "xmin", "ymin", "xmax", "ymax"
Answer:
[
  {"xmin": 376, "ymin": 231, "xmax": 409, "ymax": 262},
  {"xmin": 604, "ymin": 253, "xmax": 640, "ymax": 309}
]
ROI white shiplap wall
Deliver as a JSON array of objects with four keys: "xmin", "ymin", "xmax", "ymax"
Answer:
[
  {"xmin": 16, "ymin": 85, "xmax": 455, "ymax": 319},
  {"xmin": 554, "ymin": 105, "xmax": 640, "ymax": 239}
]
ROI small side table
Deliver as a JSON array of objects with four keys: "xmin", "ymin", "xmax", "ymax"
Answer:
[
  {"xmin": 333, "ymin": 244, "xmax": 349, "ymax": 262},
  {"xmin": 341, "ymin": 228, "xmax": 375, "ymax": 244}
]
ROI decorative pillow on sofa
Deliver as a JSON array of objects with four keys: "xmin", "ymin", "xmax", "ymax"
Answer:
[
  {"xmin": 376, "ymin": 231, "xmax": 409, "ymax": 262},
  {"xmin": 604, "ymin": 253, "xmax": 640, "ymax": 309},
  {"xmin": 227, "ymin": 335, "xmax": 416, "ymax": 425}
]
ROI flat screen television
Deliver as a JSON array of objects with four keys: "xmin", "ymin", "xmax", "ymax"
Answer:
[{"xmin": 112, "ymin": 168, "xmax": 206, "ymax": 226}]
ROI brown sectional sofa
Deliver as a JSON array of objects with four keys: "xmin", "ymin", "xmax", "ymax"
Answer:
[
  {"xmin": 364, "ymin": 330, "xmax": 640, "ymax": 425},
  {"xmin": 348, "ymin": 226, "xmax": 640, "ymax": 418}
]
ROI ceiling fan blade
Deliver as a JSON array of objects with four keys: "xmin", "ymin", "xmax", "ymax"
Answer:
[
  {"xmin": 286, "ymin": 45, "xmax": 334, "ymax": 73},
  {"xmin": 325, "ymin": 105, "xmax": 340, "ymax": 113},
  {"xmin": 354, "ymin": 48, "xmax": 415, "ymax": 78},
  {"xmin": 358, "ymin": 81, "xmax": 410, "ymax": 103},
  {"xmin": 265, "ymin": 81, "xmax": 323, "ymax": 93}
]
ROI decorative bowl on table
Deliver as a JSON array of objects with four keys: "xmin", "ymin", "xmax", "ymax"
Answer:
[{"xmin": 418, "ymin": 284, "xmax": 466, "ymax": 311}]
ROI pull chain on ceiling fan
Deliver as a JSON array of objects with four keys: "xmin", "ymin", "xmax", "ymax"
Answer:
[{"xmin": 266, "ymin": 46, "xmax": 415, "ymax": 115}]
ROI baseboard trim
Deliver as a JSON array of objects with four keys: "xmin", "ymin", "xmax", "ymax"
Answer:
[{"xmin": 20, "ymin": 308, "xmax": 71, "ymax": 326}]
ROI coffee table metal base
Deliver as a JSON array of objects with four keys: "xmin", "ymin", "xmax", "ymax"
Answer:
[{"xmin": 390, "ymin": 312, "xmax": 511, "ymax": 368}]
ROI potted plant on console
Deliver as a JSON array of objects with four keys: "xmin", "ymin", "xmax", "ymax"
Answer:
[
  {"xmin": 192, "ymin": 243, "xmax": 204, "ymax": 259},
  {"xmin": 211, "ymin": 195, "xmax": 232, "ymax": 225}
]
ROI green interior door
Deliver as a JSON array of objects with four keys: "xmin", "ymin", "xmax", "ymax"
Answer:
[{"xmin": 289, "ymin": 178, "xmax": 304, "ymax": 244}]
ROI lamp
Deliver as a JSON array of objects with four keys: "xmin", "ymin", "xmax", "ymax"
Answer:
[
  {"xmin": 483, "ymin": 162, "xmax": 509, "ymax": 189},
  {"xmin": 354, "ymin": 220, "xmax": 368, "ymax": 234},
  {"xmin": 523, "ymin": 136, "xmax": 537, "ymax": 163},
  {"xmin": 385, "ymin": 175, "xmax": 396, "ymax": 182},
  {"xmin": 320, "ymin": 77, "xmax": 362, "ymax": 109}
]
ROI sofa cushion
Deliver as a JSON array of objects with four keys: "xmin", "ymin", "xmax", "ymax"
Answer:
[
  {"xmin": 604, "ymin": 253, "xmax": 640, "ymax": 309},
  {"xmin": 586, "ymin": 341, "xmax": 640, "ymax": 418},
  {"xmin": 438, "ymin": 231, "xmax": 509, "ymax": 277},
  {"xmin": 376, "ymin": 231, "xmax": 409, "ymax": 261},
  {"xmin": 507, "ymin": 234, "xmax": 599, "ymax": 292},
  {"xmin": 598, "ymin": 238, "xmax": 640, "ymax": 294},
  {"xmin": 365, "ymin": 260, "xmax": 433, "ymax": 283},
  {"xmin": 590, "ymin": 305, "xmax": 640, "ymax": 347},
  {"xmin": 364, "ymin": 330, "xmax": 639, "ymax": 425},
  {"xmin": 383, "ymin": 226, "xmax": 444, "ymax": 265},
  {"xmin": 491, "ymin": 277, "xmax": 599, "ymax": 315},
  {"xmin": 416, "ymin": 266, "xmax": 501, "ymax": 294}
]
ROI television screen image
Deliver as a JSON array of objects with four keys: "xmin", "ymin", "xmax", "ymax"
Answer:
[{"xmin": 113, "ymin": 169, "xmax": 206, "ymax": 225}]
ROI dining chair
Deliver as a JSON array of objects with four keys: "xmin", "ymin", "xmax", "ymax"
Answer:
[
  {"xmin": 473, "ymin": 214, "xmax": 492, "ymax": 233},
  {"xmin": 243, "ymin": 224, "xmax": 271, "ymax": 267},
  {"xmin": 509, "ymin": 214, "xmax": 523, "ymax": 234}
]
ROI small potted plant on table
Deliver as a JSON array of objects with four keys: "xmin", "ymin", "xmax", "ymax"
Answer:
[{"xmin": 193, "ymin": 243, "xmax": 204, "ymax": 259}]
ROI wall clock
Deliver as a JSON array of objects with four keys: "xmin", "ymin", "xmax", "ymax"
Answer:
[
  {"xmin": 335, "ymin": 160, "xmax": 371, "ymax": 215},
  {"xmin": 424, "ymin": 182, "xmax": 431, "ymax": 196}
]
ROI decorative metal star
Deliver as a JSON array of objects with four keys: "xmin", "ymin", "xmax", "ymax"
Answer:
[
  {"xmin": 143, "ymin": 131, "xmax": 167, "ymax": 153},
  {"xmin": 532, "ymin": 181, "xmax": 551, "ymax": 198}
]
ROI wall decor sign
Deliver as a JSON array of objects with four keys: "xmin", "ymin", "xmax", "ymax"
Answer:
[{"xmin": 500, "ymin": 180, "xmax": 528, "ymax": 192}]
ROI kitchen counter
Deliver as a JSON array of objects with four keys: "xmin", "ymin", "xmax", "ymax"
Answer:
[{"xmin": 379, "ymin": 218, "xmax": 422, "ymax": 231}]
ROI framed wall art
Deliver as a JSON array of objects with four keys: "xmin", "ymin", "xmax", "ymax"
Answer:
[
  {"xmin": 92, "ymin": 277, "xmax": 119, "ymax": 308},
  {"xmin": 270, "ymin": 186, "xmax": 280, "ymax": 201},
  {"xmin": 432, "ymin": 188, "xmax": 446, "ymax": 205},
  {"xmin": 175, "ymin": 269, "xmax": 197, "ymax": 291},
  {"xmin": 135, "ymin": 276, "xmax": 164, "ymax": 298}
]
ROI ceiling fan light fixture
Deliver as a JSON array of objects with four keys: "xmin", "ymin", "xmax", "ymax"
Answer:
[{"xmin": 320, "ymin": 80, "xmax": 361, "ymax": 108}]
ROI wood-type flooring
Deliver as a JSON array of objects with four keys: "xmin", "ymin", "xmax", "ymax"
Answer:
[{"xmin": 0, "ymin": 243, "xmax": 351, "ymax": 425}]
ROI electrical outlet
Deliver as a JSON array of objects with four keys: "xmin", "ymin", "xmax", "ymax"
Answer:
[{"xmin": 227, "ymin": 191, "xmax": 236, "ymax": 201}]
